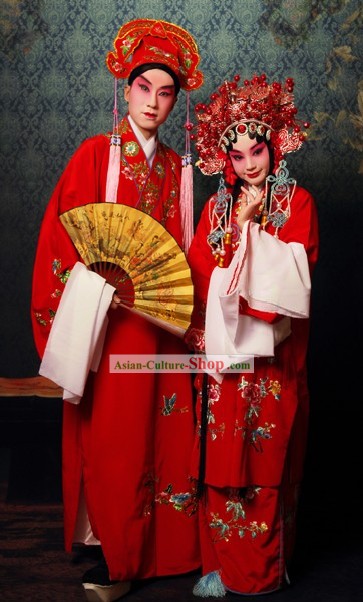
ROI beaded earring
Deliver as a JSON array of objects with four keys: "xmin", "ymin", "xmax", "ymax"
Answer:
[
  {"xmin": 265, "ymin": 159, "xmax": 296, "ymax": 237},
  {"xmin": 207, "ymin": 175, "xmax": 233, "ymax": 267}
]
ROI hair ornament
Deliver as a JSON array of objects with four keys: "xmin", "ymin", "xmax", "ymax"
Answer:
[{"xmin": 194, "ymin": 73, "xmax": 309, "ymax": 175}]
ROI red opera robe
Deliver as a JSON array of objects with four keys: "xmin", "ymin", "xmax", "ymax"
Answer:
[
  {"xmin": 31, "ymin": 116, "xmax": 200, "ymax": 581},
  {"xmin": 186, "ymin": 185, "xmax": 319, "ymax": 594}
]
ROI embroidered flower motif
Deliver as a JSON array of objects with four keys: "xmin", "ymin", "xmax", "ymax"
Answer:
[
  {"xmin": 162, "ymin": 193, "xmax": 177, "ymax": 224},
  {"xmin": 120, "ymin": 35, "xmax": 136, "ymax": 54},
  {"xmin": 51, "ymin": 289, "xmax": 62, "ymax": 298},
  {"xmin": 247, "ymin": 422, "xmax": 276, "ymax": 452},
  {"xmin": 209, "ymin": 488, "xmax": 268, "ymax": 543},
  {"xmin": 155, "ymin": 483, "xmax": 197, "ymax": 516},
  {"xmin": 36, "ymin": 307, "xmax": 56, "ymax": 328},
  {"xmin": 238, "ymin": 376, "xmax": 268, "ymax": 423},
  {"xmin": 51, "ymin": 259, "xmax": 61, "ymax": 274},
  {"xmin": 226, "ymin": 499, "xmax": 245, "ymax": 521},
  {"xmin": 118, "ymin": 118, "xmax": 130, "ymax": 134},
  {"xmin": 132, "ymin": 162, "xmax": 150, "ymax": 188},
  {"xmin": 206, "ymin": 382, "xmax": 222, "ymax": 433},
  {"xmin": 52, "ymin": 259, "xmax": 71, "ymax": 284},
  {"xmin": 236, "ymin": 376, "xmax": 281, "ymax": 451},
  {"xmin": 143, "ymin": 472, "xmax": 158, "ymax": 516},
  {"xmin": 34, "ymin": 312, "xmax": 47, "ymax": 327},
  {"xmin": 185, "ymin": 327, "xmax": 205, "ymax": 352},
  {"xmin": 143, "ymin": 475, "xmax": 197, "ymax": 517},
  {"xmin": 210, "ymin": 513, "xmax": 231, "ymax": 540},
  {"xmin": 210, "ymin": 424, "xmax": 225, "ymax": 440},
  {"xmin": 208, "ymin": 382, "xmax": 221, "ymax": 403},
  {"xmin": 195, "ymin": 378, "xmax": 225, "ymax": 441},
  {"xmin": 154, "ymin": 161, "xmax": 165, "ymax": 177},
  {"xmin": 37, "ymin": 261, "xmax": 70, "ymax": 327},
  {"xmin": 170, "ymin": 492, "xmax": 193, "ymax": 510},
  {"xmin": 120, "ymin": 162, "xmax": 134, "ymax": 181},
  {"xmin": 268, "ymin": 380, "xmax": 281, "ymax": 399}
]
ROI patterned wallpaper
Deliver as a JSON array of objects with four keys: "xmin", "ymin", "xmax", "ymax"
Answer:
[{"xmin": 0, "ymin": 0, "xmax": 362, "ymax": 395}]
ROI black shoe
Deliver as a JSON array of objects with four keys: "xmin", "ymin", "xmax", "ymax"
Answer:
[{"xmin": 82, "ymin": 561, "xmax": 131, "ymax": 602}]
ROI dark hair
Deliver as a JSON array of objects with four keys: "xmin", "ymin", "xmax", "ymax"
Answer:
[{"xmin": 128, "ymin": 63, "xmax": 180, "ymax": 96}]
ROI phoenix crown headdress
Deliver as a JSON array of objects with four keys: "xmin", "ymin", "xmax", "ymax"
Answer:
[{"xmin": 194, "ymin": 73, "xmax": 309, "ymax": 175}]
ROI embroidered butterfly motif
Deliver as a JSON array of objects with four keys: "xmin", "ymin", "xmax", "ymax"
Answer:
[
  {"xmin": 161, "ymin": 393, "xmax": 188, "ymax": 416},
  {"xmin": 161, "ymin": 393, "xmax": 177, "ymax": 416}
]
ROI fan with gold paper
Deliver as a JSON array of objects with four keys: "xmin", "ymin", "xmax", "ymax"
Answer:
[{"xmin": 59, "ymin": 203, "xmax": 194, "ymax": 337}]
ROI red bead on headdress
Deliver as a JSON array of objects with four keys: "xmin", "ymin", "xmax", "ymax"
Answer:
[
  {"xmin": 194, "ymin": 74, "xmax": 309, "ymax": 175},
  {"xmin": 106, "ymin": 19, "xmax": 203, "ymax": 91}
]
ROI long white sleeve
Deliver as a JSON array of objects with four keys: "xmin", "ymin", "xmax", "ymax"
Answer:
[
  {"xmin": 39, "ymin": 262, "xmax": 115, "ymax": 404},
  {"xmin": 205, "ymin": 220, "xmax": 311, "ymax": 379}
]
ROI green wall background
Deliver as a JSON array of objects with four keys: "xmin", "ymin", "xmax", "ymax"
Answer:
[{"xmin": 0, "ymin": 0, "xmax": 362, "ymax": 415}]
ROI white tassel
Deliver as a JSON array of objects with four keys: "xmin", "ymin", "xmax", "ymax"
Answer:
[
  {"xmin": 180, "ymin": 90, "xmax": 195, "ymax": 254},
  {"xmin": 180, "ymin": 155, "xmax": 194, "ymax": 253},
  {"xmin": 193, "ymin": 571, "xmax": 226, "ymax": 598},
  {"xmin": 105, "ymin": 135, "xmax": 121, "ymax": 203},
  {"xmin": 105, "ymin": 77, "xmax": 121, "ymax": 204}
]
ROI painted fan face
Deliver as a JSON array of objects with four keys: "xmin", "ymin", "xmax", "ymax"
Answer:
[
  {"xmin": 124, "ymin": 69, "xmax": 177, "ymax": 139},
  {"xmin": 59, "ymin": 203, "xmax": 193, "ymax": 336}
]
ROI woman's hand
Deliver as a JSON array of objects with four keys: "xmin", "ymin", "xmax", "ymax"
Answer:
[{"xmin": 236, "ymin": 185, "xmax": 265, "ymax": 231}]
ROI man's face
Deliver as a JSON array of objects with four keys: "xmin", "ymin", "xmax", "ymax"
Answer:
[{"xmin": 124, "ymin": 68, "xmax": 177, "ymax": 139}]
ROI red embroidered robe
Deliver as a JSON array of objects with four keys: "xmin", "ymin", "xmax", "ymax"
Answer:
[
  {"xmin": 31, "ymin": 117, "xmax": 200, "ymax": 581},
  {"xmin": 186, "ymin": 185, "xmax": 319, "ymax": 594}
]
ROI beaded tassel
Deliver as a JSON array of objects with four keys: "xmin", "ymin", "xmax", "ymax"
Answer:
[
  {"xmin": 180, "ymin": 91, "xmax": 194, "ymax": 253},
  {"xmin": 207, "ymin": 175, "xmax": 233, "ymax": 266},
  {"xmin": 180, "ymin": 154, "xmax": 194, "ymax": 253},
  {"xmin": 265, "ymin": 159, "xmax": 295, "ymax": 237}
]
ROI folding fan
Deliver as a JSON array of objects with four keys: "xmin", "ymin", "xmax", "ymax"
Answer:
[{"xmin": 59, "ymin": 203, "xmax": 193, "ymax": 336}]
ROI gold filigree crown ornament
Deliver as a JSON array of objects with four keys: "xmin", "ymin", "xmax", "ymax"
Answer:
[{"xmin": 193, "ymin": 73, "xmax": 310, "ymax": 175}]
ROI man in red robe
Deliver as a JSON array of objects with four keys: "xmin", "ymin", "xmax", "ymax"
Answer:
[{"xmin": 31, "ymin": 19, "xmax": 203, "ymax": 602}]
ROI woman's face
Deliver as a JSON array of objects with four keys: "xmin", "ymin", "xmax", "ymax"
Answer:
[
  {"xmin": 229, "ymin": 133, "xmax": 270, "ymax": 188},
  {"xmin": 124, "ymin": 68, "xmax": 177, "ymax": 139}
]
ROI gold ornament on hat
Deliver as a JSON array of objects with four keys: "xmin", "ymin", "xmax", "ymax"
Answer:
[{"xmin": 106, "ymin": 19, "xmax": 203, "ymax": 91}]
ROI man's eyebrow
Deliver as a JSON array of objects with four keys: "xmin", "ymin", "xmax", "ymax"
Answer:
[{"xmin": 138, "ymin": 74, "xmax": 175, "ymax": 89}]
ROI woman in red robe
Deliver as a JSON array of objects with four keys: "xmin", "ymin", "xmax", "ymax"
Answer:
[
  {"xmin": 186, "ymin": 74, "xmax": 319, "ymax": 596},
  {"xmin": 31, "ymin": 19, "xmax": 203, "ymax": 602}
]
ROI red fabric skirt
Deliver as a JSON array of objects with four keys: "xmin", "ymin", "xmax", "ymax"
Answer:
[{"xmin": 62, "ymin": 310, "xmax": 200, "ymax": 581}]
